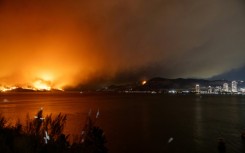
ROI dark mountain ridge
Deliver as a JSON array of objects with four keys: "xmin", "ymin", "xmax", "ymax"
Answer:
[
  {"xmin": 143, "ymin": 77, "xmax": 241, "ymax": 90},
  {"xmin": 105, "ymin": 77, "xmax": 244, "ymax": 92}
]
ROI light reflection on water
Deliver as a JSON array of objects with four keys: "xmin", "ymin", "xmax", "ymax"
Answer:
[
  {"xmin": 0, "ymin": 92, "xmax": 92, "ymax": 135},
  {"xmin": 194, "ymin": 96, "xmax": 245, "ymax": 153},
  {"xmin": 1, "ymin": 92, "xmax": 245, "ymax": 153}
]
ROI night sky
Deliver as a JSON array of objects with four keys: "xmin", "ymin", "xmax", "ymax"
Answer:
[{"xmin": 1, "ymin": 0, "xmax": 245, "ymax": 88}]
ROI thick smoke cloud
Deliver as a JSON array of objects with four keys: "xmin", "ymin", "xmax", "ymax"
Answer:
[{"xmin": 0, "ymin": 0, "xmax": 245, "ymax": 87}]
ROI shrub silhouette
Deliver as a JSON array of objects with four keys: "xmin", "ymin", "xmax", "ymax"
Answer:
[
  {"xmin": 0, "ymin": 109, "xmax": 108, "ymax": 153},
  {"xmin": 71, "ymin": 114, "xmax": 107, "ymax": 153}
]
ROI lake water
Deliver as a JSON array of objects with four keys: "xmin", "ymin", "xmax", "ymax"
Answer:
[{"xmin": 0, "ymin": 92, "xmax": 245, "ymax": 153}]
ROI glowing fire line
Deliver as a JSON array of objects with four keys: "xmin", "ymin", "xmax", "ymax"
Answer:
[{"xmin": 0, "ymin": 80, "xmax": 63, "ymax": 92}]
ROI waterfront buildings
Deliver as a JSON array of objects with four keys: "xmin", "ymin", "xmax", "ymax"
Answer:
[
  {"xmin": 208, "ymin": 86, "xmax": 212, "ymax": 93},
  {"xmin": 193, "ymin": 81, "xmax": 240, "ymax": 94},
  {"xmin": 195, "ymin": 84, "xmax": 200, "ymax": 93},
  {"xmin": 231, "ymin": 81, "xmax": 238, "ymax": 93},
  {"xmin": 223, "ymin": 83, "xmax": 229, "ymax": 92}
]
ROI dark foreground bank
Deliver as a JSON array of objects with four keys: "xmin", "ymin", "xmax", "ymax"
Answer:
[{"xmin": 0, "ymin": 109, "xmax": 107, "ymax": 153}]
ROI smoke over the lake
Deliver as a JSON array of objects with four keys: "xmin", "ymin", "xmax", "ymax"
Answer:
[{"xmin": 1, "ymin": 0, "xmax": 245, "ymax": 88}]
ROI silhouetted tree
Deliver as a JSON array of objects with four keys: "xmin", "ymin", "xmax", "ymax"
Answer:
[{"xmin": 0, "ymin": 109, "xmax": 107, "ymax": 153}]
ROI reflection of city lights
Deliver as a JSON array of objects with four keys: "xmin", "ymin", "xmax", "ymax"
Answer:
[{"xmin": 142, "ymin": 80, "xmax": 147, "ymax": 85}]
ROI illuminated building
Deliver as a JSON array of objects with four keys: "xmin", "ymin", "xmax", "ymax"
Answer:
[
  {"xmin": 223, "ymin": 83, "xmax": 229, "ymax": 92},
  {"xmin": 208, "ymin": 86, "xmax": 212, "ymax": 93},
  {"xmin": 231, "ymin": 81, "xmax": 238, "ymax": 93},
  {"xmin": 214, "ymin": 86, "xmax": 222, "ymax": 93},
  {"xmin": 195, "ymin": 84, "xmax": 200, "ymax": 93}
]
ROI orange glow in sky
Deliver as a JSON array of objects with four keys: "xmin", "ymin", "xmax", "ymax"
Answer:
[
  {"xmin": 0, "ymin": 1, "xmax": 163, "ymax": 89},
  {"xmin": 0, "ymin": 2, "xmax": 111, "ymax": 89},
  {"xmin": 2, "ymin": 0, "xmax": 242, "ymax": 86}
]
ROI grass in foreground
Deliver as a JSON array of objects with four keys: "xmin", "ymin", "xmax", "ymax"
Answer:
[{"xmin": 0, "ymin": 109, "xmax": 107, "ymax": 153}]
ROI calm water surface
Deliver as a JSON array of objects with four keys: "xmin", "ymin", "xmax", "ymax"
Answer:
[{"xmin": 0, "ymin": 92, "xmax": 245, "ymax": 153}]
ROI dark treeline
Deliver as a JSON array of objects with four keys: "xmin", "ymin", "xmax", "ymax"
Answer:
[{"xmin": 0, "ymin": 109, "xmax": 107, "ymax": 153}]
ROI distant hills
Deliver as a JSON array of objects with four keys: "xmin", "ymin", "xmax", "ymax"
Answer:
[
  {"xmin": 144, "ymin": 77, "xmax": 228, "ymax": 89},
  {"xmin": 3, "ymin": 77, "xmax": 244, "ymax": 92},
  {"xmin": 104, "ymin": 77, "xmax": 245, "ymax": 92},
  {"xmin": 1, "ymin": 87, "xmax": 63, "ymax": 92}
]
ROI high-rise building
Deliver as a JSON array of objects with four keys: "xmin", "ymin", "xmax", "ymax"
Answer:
[
  {"xmin": 223, "ymin": 83, "xmax": 229, "ymax": 92},
  {"xmin": 195, "ymin": 84, "xmax": 200, "ymax": 93},
  {"xmin": 231, "ymin": 81, "xmax": 238, "ymax": 93},
  {"xmin": 208, "ymin": 86, "xmax": 212, "ymax": 93},
  {"xmin": 214, "ymin": 86, "xmax": 222, "ymax": 93}
]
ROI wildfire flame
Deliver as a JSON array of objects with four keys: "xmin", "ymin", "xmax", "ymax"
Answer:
[
  {"xmin": 0, "ymin": 86, "xmax": 17, "ymax": 92},
  {"xmin": 33, "ymin": 80, "xmax": 51, "ymax": 91},
  {"xmin": 0, "ymin": 78, "xmax": 63, "ymax": 92},
  {"xmin": 142, "ymin": 80, "xmax": 147, "ymax": 85}
]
